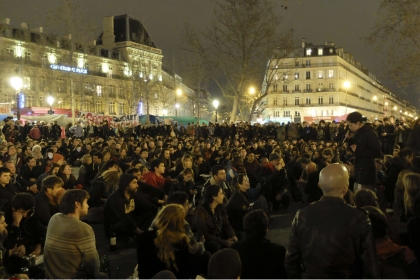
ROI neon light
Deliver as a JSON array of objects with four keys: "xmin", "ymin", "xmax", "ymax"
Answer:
[{"xmin": 50, "ymin": 64, "xmax": 88, "ymax": 74}]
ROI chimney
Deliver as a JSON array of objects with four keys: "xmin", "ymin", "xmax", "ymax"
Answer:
[
  {"xmin": 0, "ymin": 18, "xmax": 10, "ymax": 25},
  {"xmin": 102, "ymin": 16, "xmax": 115, "ymax": 46},
  {"xmin": 302, "ymin": 38, "xmax": 306, "ymax": 48}
]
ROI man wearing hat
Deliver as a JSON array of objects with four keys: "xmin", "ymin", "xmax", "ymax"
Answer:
[{"xmin": 261, "ymin": 153, "xmax": 290, "ymax": 211}]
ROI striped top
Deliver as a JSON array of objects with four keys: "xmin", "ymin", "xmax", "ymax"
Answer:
[{"xmin": 44, "ymin": 213, "xmax": 100, "ymax": 279}]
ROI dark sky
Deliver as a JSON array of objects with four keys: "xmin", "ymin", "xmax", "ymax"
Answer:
[{"xmin": 2, "ymin": 0, "xmax": 413, "ymax": 106}]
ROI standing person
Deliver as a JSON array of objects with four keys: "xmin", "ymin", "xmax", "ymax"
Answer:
[
  {"xmin": 346, "ymin": 111, "xmax": 383, "ymax": 192},
  {"xmin": 285, "ymin": 164, "xmax": 378, "ymax": 278},
  {"xmin": 44, "ymin": 189, "xmax": 105, "ymax": 279}
]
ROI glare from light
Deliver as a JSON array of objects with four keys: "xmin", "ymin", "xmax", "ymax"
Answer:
[
  {"xmin": 47, "ymin": 96, "xmax": 54, "ymax": 106},
  {"xmin": 10, "ymin": 76, "xmax": 23, "ymax": 92},
  {"xmin": 213, "ymin": 99, "xmax": 219, "ymax": 109},
  {"xmin": 343, "ymin": 81, "xmax": 351, "ymax": 89}
]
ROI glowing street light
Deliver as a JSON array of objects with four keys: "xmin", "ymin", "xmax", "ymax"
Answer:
[
  {"xmin": 162, "ymin": 109, "xmax": 167, "ymax": 116},
  {"xmin": 47, "ymin": 96, "xmax": 55, "ymax": 115},
  {"xmin": 175, "ymin": 89, "xmax": 182, "ymax": 116},
  {"xmin": 213, "ymin": 99, "xmax": 219, "ymax": 123},
  {"xmin": 10, "ymin": 76, "xmax": 23, "ymax": 120},
  {"xmin": 249, "ymin": 87, "xmax": 256, "ymax": 94}
]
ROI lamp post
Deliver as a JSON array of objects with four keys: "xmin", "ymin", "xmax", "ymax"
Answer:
[
  {"xmin": 10, "ymin": 76, "xmax": 23, "ymax": 120},
  {"xmin": 213, "ymin": 99, "xmax": 219, "ymax": 123},
  {"xmin": 373, "ymin": 95, "xmax": 378, "ymax": 118},
  {"xmin": 343, "ymin": 80, "xmax": 350, "ymax": 114},
  {"xmin": 175, "ymin": 89, "xmax": 182, "ymax": 116},
  {"xmin": 47, "ymin": 96, "xmax": 55, "ymax": 115},
  {"xmin": 175, "ymin": 103, "xmax": 180, "ymax": 116},
  {"xmin": 162, "ymin": 109, "xmax": 167, "ymax": 117}
]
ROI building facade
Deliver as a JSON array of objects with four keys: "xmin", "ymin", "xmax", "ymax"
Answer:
[
  {"xmin": 0, "ymin": 15, "xmax": 209, "ymax": 119},
  {"xmin": 261, "ymin": 39, "xmax": 418, "ymax": 123}
]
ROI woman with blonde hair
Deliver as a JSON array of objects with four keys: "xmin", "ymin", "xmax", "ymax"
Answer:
[
  {"xmin": 31, "ymin": 144, "xmax": 43, "ymax": 160},
  {"xmin": 137, "ymin": 204, "xmax": 200, "ymax": 279},
  {"xmin": 172, "ymin": 154, "xmax": 193, "ymax": 177},
  {"xmin": 403, "ymin": 173, "xmax": 420, "ymax": 218}
]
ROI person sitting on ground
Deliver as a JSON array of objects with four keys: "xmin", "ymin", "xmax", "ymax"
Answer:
[
  {"xmin": 193, "ymin": 184, "xmax": 237, "ymax": 254},
  {"xmin": 0, "ymin": 167, "xmax": 16, "ymax": 212},
  {"xmin": 362, "ymin": 206, "xmax": 420, "ymax": 279},
  {"xmin": 206, "ymin": 248, "xmax": 241, "ymax": 279},
  {"xmin": 126, "ymin": 168, "xmax": 165, "ymax": 207},
  {"xmin": 354, "ymin": 189, "xmax": 401, "ymax": 245},
  {"xmin": 34, "ymin": 175, "xmax": 65, "ymax": 228},
  {"xmin": 56, "ymin": 164, "xmax": 77, "ymax": 190},
  {"xmin": 231, "ymin": 209, "xmax": 287, "ymax": 279},
  {"xmin": 173, "ymin": 168, "xmax": 197, "ymax": 206},
  {"xmin": 44, "ymin": 189, "xmax": 106, "ymax": 279},
  {"xmin": 36, "ymin": 163, "xmax": 61, "ymax": 191},
  {"xmin": 16, "ymin": 156, "xmax": 40, "ymax": 196},
  {"xmin": 103, "ymin": 174, "xmax": 155, "ymax": 238},
  {"xmin": 3, "ymin": 193, "xmax": 45, "ymax": 257},
  {"xmin": 0, "ymin": 211, "xmax": 29, "ymax": 279},
  {"xmin": 202, "ymin": 165, "xmax": 234, "ymax": 202},
  {"xmin": 77, "ymin": 154, "xmax": 95, "ymax": 189},
  {"xmin": 137, "ymin": 204, "xmax": 207, "ymax": 279},
  {"xmin": 260, "ymin": 153, "xmax": 290, "ymax": 211},
  {"xmin": 143, "ymin": 159, "xmax": 173, "ymax": 194},
  {"xmin": 88, "ymin": 170, "xmax": 120, "ymax": 208}
]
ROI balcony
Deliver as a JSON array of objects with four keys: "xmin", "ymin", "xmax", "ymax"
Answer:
[
  {"xmin": 292, "ymin": 90, "xmax": 301, "ymax": 93},
  {"xmin": 303, "ymin": 89, "xmax": 313, "ymax": 93}
]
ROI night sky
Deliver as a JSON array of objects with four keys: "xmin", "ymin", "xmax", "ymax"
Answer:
[{"xmin": 2, "ymin": 0, "xmax": 414, "ymax": 107}]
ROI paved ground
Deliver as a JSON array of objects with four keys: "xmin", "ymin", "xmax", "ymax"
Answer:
[{"xmin": 89, "ymin": 202, "xmax": 302, "ymax": 279}]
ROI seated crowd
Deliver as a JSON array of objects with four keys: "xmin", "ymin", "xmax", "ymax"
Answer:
[{"xmin": 0, "ymin": 115, "xmax": 420, "ymax": 278}]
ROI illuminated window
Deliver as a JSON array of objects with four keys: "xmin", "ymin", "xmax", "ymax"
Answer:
[
  {"xmin": 295, "ymin": 73, "xmax": 299, "ymax": 79},
  {"xmin": 96, "ymin": 85, "xmax": 102, "ymax": 96},
  {"xmin": 306, "ymin": 49, "xmax": 312, "ymax": 56},
  {"xmin": 48, "ymin": 53, "xmax": 56, "ymax": 64},
  {"xmin": 328, "ymin": 70, "xmax": 334, "ymax": 78},
  {"xmin": 318, "ymin": 70, "xmax": 323, "ymax": 79},
  {"xmin": 318, "ymin": 48, "xmax": 323, "ymax": 55},
  {"xmin": 108, "ymin": 102, "xmax": 115, "ymax": 114}
]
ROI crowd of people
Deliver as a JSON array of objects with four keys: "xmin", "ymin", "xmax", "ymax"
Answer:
[{"xmin": 0, "ymin": 111, "xmax": 419, "ymax": 278}]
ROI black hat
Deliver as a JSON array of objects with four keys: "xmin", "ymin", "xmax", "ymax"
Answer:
[{"xmin": 118, "ymin": 174, "xmax": 136, "ymax": 193}]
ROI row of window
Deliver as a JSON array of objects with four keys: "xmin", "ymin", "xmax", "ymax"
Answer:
[
  {"xmin": 272, "ymin": 96, "xmax": 335, "ymax": 106},
  {"xmin": 276, "ymin": 69, "xmax": 335, "ymax": 81},
  {"xmin": 0, "ymin": 93, "xmax": 126, "ymax": 114},
  {"xmin": 272, "ymin": 111, "xmax": 301, "ymax": 118},
  {"xmin": 273, "ymin": 83, "xmax": 335, "ymax": 92}
]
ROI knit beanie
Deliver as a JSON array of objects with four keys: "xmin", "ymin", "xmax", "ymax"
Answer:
[{"xmin": 118, "ymin": 174, "xmax": 136, "ymax": 192}]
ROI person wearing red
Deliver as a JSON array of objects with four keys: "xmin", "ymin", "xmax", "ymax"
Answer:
[{"xmin": 143, "ymin": 159, "xmax": 172, "ymax": 194}]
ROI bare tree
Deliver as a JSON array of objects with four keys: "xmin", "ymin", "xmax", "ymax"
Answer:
[
  {"xmin": 181, "ymin": 0, "xmax": 292, "ymax": 121},
  {"xmin": 366, "ymin": 0, "xmax": 420, "ymax": 88}
]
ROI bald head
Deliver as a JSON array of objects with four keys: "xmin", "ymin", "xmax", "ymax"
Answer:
[
  {"xmin": 318, "ymin": 164, "xmax": 349, "ymax": 197},
  {"xmin": 306, "ymin": 162, "xmax": 317, "ymax": 174}
]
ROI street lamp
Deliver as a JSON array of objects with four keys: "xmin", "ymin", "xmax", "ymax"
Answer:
[
  {"xmin": 175, "ymin": 89, "xmax": 182, "ymax": 116},
  {"xmin": 213, "ymin": 99, "xmax": 219, "ymax": 123},
  {"xmin": 249, "ymin": 87, "xmax": 256, "ymax": 94},
  {"xmin": 10, "ymin": 76, "xmax": 23, "ymax": 120},
  {"xmin": 343, "ymin": 80, "xmax": 351, "ymax": 114},
  {"xmin": 162, "ymin": 109, "xmax": 167, "ymax": 117},
  {"xmin": 47, "ymin": 96, "xmax": 55, "ymax": 115}
]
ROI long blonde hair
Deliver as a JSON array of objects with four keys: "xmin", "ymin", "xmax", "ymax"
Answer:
[
  {"xmin": 102, "ymin": 170, "xmax": 120, "ymax": 192},
  {"xmin": 403, "ymin": 173, "xmax": 420, "ymax": 215},
  {"xmin": 154, "ymin": 204, "xmax": 188, "ymax": 270}
]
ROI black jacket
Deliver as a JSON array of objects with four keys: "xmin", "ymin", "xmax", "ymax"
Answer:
[
  {"xmin": 284, "ymin": 196, "xmax": 379, "ymax": 279},
  {"xmin": 349, "ymin": 123, "xmax": 383, "ymax": 185},
  {"xmin": 34, "ymin": 191, "xmax": 59, "ymax": 227},
  {"xmin": 0, "ymin": 184, "xmax": 17, "ymax": 212},
  {"xmin": 226, "ymin": 191, "xmax": 249, "ymax": 232},
  {"xmin": 231, "ymin": 237, "xmax": 287, "ymax": 279}
]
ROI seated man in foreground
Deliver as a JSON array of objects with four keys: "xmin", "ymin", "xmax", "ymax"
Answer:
[{"xmin": 44, "ymin": 189, "xmax": 104, "ymax": 279}]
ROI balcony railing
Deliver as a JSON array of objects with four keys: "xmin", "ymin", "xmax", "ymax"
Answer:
[
  {"xmin": 303, "ymin": 89, "xmax": 313, "ymax": 93},
  {"xmin": 292, "ymin": 90, "xmax": 301, "ymax": 93}
]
